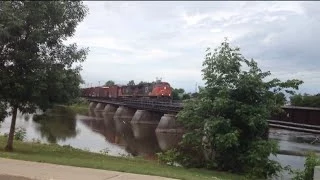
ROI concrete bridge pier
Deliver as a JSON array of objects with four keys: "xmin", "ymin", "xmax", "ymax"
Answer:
[
  {"xmin": 103, "ymin": 104, "xmax": 117, "ymax": 116},
  {"xmin": 89, "ymin": 102, "xmax": 97, "ymax": 110},
  {"xmin": 113, "ymin": 106, "xmax": 136, "ymax": 134},
  {"xmin": 131, "ymin": 110, "xmax": 163, "ymax": 139},
  {"xmin": 155, "ymin": 114, "xmax": 184, "ymax": 151},
  {"xmin": 103, "ymin": 104, "xmax": 118, "ymax": 128},
  {"xmin": 95, "ymin": 103, "xmax": 105, "ymax": 111}
]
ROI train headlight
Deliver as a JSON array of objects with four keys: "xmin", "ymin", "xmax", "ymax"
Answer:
[{"xmin": 164, "ymin": 87, "xmax": 167, "ymax": 90}]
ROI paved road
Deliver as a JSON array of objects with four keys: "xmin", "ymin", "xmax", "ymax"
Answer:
[{"xmin": 0, "ymin": 158, "xmax": 176, "ymax": 180}]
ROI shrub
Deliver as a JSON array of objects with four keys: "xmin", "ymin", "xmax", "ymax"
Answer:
[
  {"xmin": 291, "ymin": 152, "xmax": 320, "ymax": 180},
  {"xmin": 174, "ymin": 38, "xmax": 303, "ymax": 179},
  {"xmin": 14, "ymin": 127, "xmax": 26, "ymax": 141}
]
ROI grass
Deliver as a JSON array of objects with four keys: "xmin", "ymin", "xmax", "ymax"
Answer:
[
  {"xmin": 0, "ymin": 136, "xmax": 244, "ymax": 180},
  {"xmin": 60, "ymin": 100, "xmax": 90, "ymax": 115}
]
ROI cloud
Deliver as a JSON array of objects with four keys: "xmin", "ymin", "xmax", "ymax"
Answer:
[{"xmin": 70, "ymin": 1, "xmax": 320, "ymax": 94}]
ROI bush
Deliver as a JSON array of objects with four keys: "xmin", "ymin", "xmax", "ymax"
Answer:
[
  {"xmin": 3, "ymin": 127, "xmax": 26, "ymax": 141},
  {"xmin": 156, "ymin": 149, "xmax": 180, "ymax": 166},
  {"xmin": 14, "ymin": 127, "xmax": 26, "ymax": 141},
  {"xmin": 174, "ymin": 38, "xmax": 303, "ymax": 179},
  {"xmin": 291, "ymin": 152, "xmax": 320, "ymax": 180}
]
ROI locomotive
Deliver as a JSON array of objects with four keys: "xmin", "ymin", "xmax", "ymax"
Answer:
[{"xmin": 81, "ymin": 81, "xmax": 173, "ymax": 101}]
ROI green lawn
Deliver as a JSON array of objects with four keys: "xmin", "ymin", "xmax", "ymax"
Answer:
[{"xmin": 0, "ymin": 136, "xmax": 244, "ymax": 180}]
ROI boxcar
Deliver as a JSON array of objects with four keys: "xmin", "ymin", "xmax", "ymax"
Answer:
[{"xmin": 109, "ymin": 85, "xmax": 119, "ymax": 98}]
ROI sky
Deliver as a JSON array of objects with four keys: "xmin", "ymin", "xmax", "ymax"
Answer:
[{"xmin": 66, "ymin": 1, "xmax": 320, "ymax": 94}]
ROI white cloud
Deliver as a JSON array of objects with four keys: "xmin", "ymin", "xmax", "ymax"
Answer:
[{"xmin": 69, "ymin": 1, "xmax": 320, "ymax": 94}]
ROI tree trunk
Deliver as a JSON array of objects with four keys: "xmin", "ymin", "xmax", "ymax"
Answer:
[{"xmin": 5, "ymin": 106, "xmax": 18, "ymax": 152}]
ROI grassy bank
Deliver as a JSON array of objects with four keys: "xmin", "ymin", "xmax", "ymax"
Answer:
[
  {"xmin": 67, "ymin": 103, "xmax": 89, "ymax": 114},
  {"xmin": 62, "ymin": 98, "xmax": 90, "ymax": 114},
  {"xmin": 0, "ymin": 136, "xmax": 243, "ymax": 180}
]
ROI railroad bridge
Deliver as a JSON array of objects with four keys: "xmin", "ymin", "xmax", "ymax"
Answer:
[{"xmin": 84, "ymin": 97, "xmax": 320, "ymax": 135}]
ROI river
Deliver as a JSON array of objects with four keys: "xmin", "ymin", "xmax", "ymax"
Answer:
[{"xmin": 0, "ymin": 106, "xmax": 319, "ymax": 179}]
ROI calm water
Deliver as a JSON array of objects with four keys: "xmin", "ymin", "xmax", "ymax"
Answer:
[{"xmin": 0, "ymin": 106, "xmax": 319, "ymax": 178}]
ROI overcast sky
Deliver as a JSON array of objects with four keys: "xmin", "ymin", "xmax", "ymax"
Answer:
[{"xmin": 67, "ymin": 1, "xmax": 320, "ymax": 94}]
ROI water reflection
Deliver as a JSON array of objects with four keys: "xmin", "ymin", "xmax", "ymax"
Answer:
[
  {"xmin": 84, "ymin": 110, "xmax": 161, "ymax": 159},
  {"xmin": 155, "ymin": 132, "xmax": 183, "ymax": 151},
  {"xmin": 1, "ymin": 106, "xmax": 320, "ymax": 176},
  {"xmin": 97, "ymin": 110, "xmax": 160, "ymax": 158},
  {"xmin": 32, "ymin": 106, "xmax": 79, "ymax": 144},
  {"xmin": 80, "ymin": 111, "xmax": 118, "ymax": 145}
]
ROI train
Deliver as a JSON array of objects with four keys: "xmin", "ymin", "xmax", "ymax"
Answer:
[{"xmin": 81, "ymin": 81, "xmax": 173, "ymax": 101}]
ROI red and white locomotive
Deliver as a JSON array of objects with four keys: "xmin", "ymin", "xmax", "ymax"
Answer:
[{"xmin": 81, "ymin": 81, "xmax": 173, "ymax": 101}]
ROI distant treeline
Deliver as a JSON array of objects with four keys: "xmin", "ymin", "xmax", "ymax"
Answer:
[{"xmin": 290, "ymin": 93, "xmax": 320, "ymax": 108}]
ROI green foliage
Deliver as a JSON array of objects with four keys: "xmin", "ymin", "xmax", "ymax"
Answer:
[
  {"xmin": 290, "ymin": 93, "xmax": 320, "ymax": 108},
  {"xmin": 0, "ymin": 1, "xmax": 88, "ymax": 150},
  {"xmin": 99, "ymin": 148, "xmax": 110, "ymax": 155},
  {"xmin": 182, "ymin": 94, "xmax": 191, "ymax": 100},
  {"xmin": 138, "ymin": 81, "xmax": 149, "ymax": 85},
  {"xmin": 175, "ymin": 38, "xmax": 303, "ymax": 178},
  {"xmin": 156, "ymin": 149, "xmax": 180, "ymax": 166},
  {"xmin": 172, "ymin": 88, "xmax": 191, "ymax": 100},
  {"xmin": 105, "ymin": 80, "xmax": 115, "ymax": 86},
  {"xmin": 33, "ymin": 106, "xmax": 78, "ymax": 144},
  {"xmin": 4, "ymin": 127, "xmax": 26, "ymax": 141},
  {"xmin": 291, "ymin": 152, "xmax": 320, "ymax": 180},
  {"xmin": 0, "ymin": 102, "xmax": 7, "ymax": 122},
  {"xmin": 14, "ymin": 127, "xmax": 26, "ymax": 141},
  {"xmin": 127, "ymin": 80, "xmax": 135, "ymax": 86}
]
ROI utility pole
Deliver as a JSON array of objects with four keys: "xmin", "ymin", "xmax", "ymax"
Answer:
[{"xmin": 195, "ymin": 82, "xmax": 197, "ymax": 93}]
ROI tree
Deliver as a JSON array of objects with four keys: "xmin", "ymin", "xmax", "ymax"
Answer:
[
  {"xmin": 290, "ymin": 93, "xmax": 320, "ymax": 108},
  {"xmin": 127, "ymin": 80, "xmax": 135, "ymax": 86},
  {"xmin": 0, "ymin": 102, "xmax": 7, "ymax": 122},
  {"xmin": 138, "ymin": 81, "xmax": 148, "ymax": 85},
  {"xmin": 175, "ymin": 39, "xmax": 303, "ymax": 178},
  {"xmin": 182, "ymin": 93, "xmax": 191, "ymax": 100},
  {"xmin": 0, "ymin": 1, "xmax": 89, "ymax": 151},
  {"xmin": 105, "ymin": 80, "xmax": 115, "ymax": 86},
  {"xmin": 172, "ymin": 88, "xmax": 185, "ymax": 100}
]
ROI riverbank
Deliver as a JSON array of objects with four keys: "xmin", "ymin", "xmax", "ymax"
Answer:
[
  {"xmin": 65, "ymin": 99, "xmax": 90, "ymax": 114},
  {"xmin": 0, "ymin": 136, "xmax": 243, "ymax": 180}
]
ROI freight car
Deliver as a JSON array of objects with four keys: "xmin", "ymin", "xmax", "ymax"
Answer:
[{"xmin": 81, "ymin": 81, "xmax": 173, "ymax": 101}]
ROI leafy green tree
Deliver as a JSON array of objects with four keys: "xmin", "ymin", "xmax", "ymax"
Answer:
[
  {"xmin": 0, "ymin": 1, "xmax": 88, "ymax": 151},
  {"xmin": 0, "ymin": 102, "xmax": 7, "ymax": 122},
  {"xmin": 175, "ymin": 39, "xmax": 303, "ymax": 178},
  {"xmin": 127, "ymin": 80, "xmax": 135, "ymax": 86},
  {"xmin": 171, "ymin": 88, "xmax": 186, "ymax": 100},
  {"xmin": 191, "ymin": 92, "xmax": 199, "ymax": 98},
  {"xmin": 105, "ymin": 80, "xmax": 115, "ymax": 86},
  {"xmin": 182, "ymin": 93, "xmax": 191, "ymax": 100}
]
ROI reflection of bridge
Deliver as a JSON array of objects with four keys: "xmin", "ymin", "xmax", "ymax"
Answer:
[
  {"xmin": 84, "ymin": 97, "xmax": 320, "ymax": 134},
  {"xmin": 80, "ymin": 109, "xmax": 180, "ymax": 159}
]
